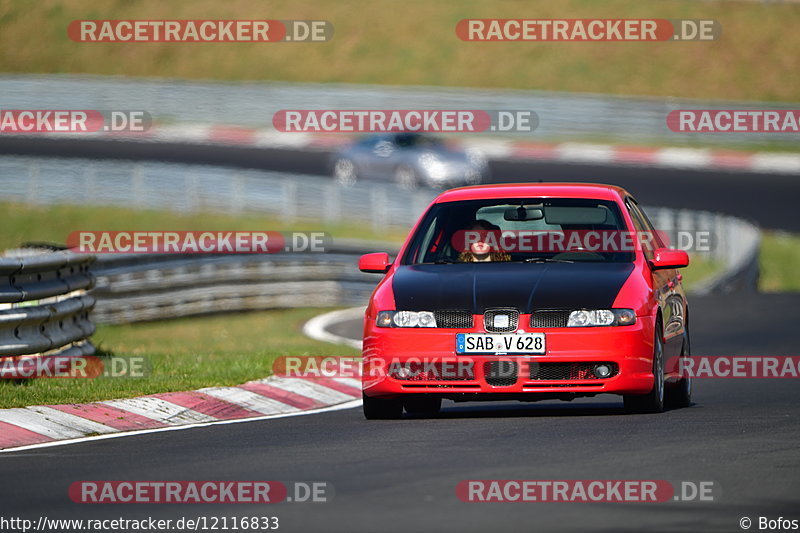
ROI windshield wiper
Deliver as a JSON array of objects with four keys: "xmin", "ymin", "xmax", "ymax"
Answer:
[
  {"xmin": 522, "ymin": 257, "xmax": 574, "ymax": 264},
  {"xmin": 434, "ymin": 258, "xmax": 454, "ymax": 264}
]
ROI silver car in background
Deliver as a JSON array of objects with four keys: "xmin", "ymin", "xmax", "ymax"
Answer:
[{"xmin": 330, "ymin": 133, "xmax": 489, "ymax": 189}]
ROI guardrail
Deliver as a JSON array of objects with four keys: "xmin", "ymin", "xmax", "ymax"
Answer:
[
  {"xmin": 0, "ymin": 157, "xmax": 434, "ymax": 232},
  {"xmin": 0, "ymin": 251, "xmax": 96, "ymax": 362},
  {"xmin": 1, "ymin": 74, "xmax": 798, "ymax": 148},
  {"xmin": 90, "ymin": 243, "xmax": 394, "ymax": 324},
  {"xmin": 646, "ymin": 207, "xmax": 761, "ymax": 295}
]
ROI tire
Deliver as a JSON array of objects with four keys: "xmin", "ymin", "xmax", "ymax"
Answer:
[
  {"xmin": 624, "ymin": 324, "xmax": 665, "ymax": 414},
  {"xmin": 403, "ymin": 395, "xmax": 442, "ymax": 416},
  {"xmin": 362, "ymin": 393, "xmax": 403, "ymax": 420},
  {"xmin": 333, "ymin": 158, "xmax": 358, "ymax": 186},
  {"xmin": 394, "ymin": 165, "xmax": 419, "ymax": 190},
  {"xmin": 666, "ymin": 329, "xmax": 692, "ymax": 409}
]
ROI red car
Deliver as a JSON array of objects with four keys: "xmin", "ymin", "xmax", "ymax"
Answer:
[{"xmin": 358, "ymin": 183, "xmax": 691, "ymax": 419}]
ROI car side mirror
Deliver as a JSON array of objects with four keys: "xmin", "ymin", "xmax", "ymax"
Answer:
[
  {"xmin": 650, "ymin": 248, "xmax": 690, "ymax": 270},
  {"xmin": 359, "ymin": 252, "xmax": 392, "ymax": 273}
]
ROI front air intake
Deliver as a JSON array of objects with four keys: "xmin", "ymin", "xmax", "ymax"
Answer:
[
  {"xmin": 434, "ymin": 310, "xmax": 473, "ymax": 329},
  {"xmin": 484, "ymin": 360, "xmax": 519, "ymax": 387},
  {"xmin": 529, "ymin": 310, "xmax": 571, "ymax": 328}
]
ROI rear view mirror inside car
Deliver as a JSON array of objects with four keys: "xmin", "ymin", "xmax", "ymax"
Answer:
[{"xmin": 503, "ymin": 206, "xmax": 544, "ymax": 221}]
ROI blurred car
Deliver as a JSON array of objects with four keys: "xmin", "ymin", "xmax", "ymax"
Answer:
[
  {"xmin": 358, "ymin": 183, "xmax": 692, "ymax": 419},
  {"xmin": 330, "ymin": 133, "xmax": 488, "ymax": 189}
]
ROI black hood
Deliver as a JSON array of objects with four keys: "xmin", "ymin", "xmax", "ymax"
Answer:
[{"xmin": 392, "ymin": 262, "xmax": 635, "ymax": 313}]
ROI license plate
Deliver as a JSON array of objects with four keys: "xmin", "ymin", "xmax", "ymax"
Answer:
[{"xmin": 456, "ymin": 333, "xmax": 545, "ymax": 355}]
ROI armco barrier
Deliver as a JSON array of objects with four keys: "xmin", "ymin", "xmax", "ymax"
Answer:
[
  {"xmin": 646, "ymin": 207, "xmax": 761, "ymax": 295},
  {"xmin": 1, "ymin": 75, "xmax": 798, "ymax": 148},
  {"xmin": 90, "ymin": 241, "xmax": 399, "ymax": 324},
  {"xmin": 0, "ymin": 251, "xmax": 96, "ymax": 364}
]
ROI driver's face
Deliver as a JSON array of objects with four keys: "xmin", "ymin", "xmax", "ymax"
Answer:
[{"xmin": 470, "ymin": 240, "xmax": 491, "ymax": 255}]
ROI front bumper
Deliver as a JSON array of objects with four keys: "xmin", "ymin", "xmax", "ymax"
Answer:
[{"xmin": 362, "ymin": 314, "xmax": 656, "ymax": 398}]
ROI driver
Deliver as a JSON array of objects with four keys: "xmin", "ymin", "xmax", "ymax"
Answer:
[{"xmin": 457, "ymin": 219, "xmax": 511, "ymax": 262}]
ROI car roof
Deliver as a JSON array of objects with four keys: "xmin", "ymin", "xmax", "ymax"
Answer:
[{"xmin": 433, "ymin": 183, "xmax": 631, "ymax": 203}]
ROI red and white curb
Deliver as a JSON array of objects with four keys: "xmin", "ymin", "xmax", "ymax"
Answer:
[
  {"xmin": 0, "ymin": 375, "xmax": 362, "ymax": 452},
  {"xmin": 7, "ymin": 123, "xmax": 800, "ymax": 174}
]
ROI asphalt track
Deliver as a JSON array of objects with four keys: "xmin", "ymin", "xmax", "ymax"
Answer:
[
  {"xmin": 1, "ymin": 296, "xmax": 798, "ymax": 532},
  {"xmin": 0, "ymin": 139, "xmax": 798, "ymax": 532},
  {"xmin": 0, "ymin": 137, "xmax": 798, "ymax": 231}
]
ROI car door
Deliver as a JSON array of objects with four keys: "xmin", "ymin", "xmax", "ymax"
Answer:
[{"xmin": 626, "ymin": 198, "xmax": 687, "ymax": 376}]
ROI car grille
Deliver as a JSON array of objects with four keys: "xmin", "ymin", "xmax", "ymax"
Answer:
[
  {"xmin": 484, "ymin": 308, "xmax": 519, "ymax": 333},
  {"xmin": 529, "ymin": 362, "xmax": 619, "ymax": 381},
  {"xmin": 530, "ymin": 310, "xmax": 571, "ymax": 328},
  {"xmin": 434, "ymin": 310, "xmax": 473, "ymax": 329},
  {"xmin": 484, "ymin": 361, "xmax": 519, "ymax": 386}
]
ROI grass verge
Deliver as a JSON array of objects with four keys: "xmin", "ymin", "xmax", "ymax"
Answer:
[
  {"xmin": 0, "ymin": 308, "xmax": 359, "ymax": 409},
  {"xmin": 760, "ymin": 232, "xmax": 800, "ymax": 293},
  {"xmin": 0, "ymin": 0, "xmax": 799, "ymax": 102},
  {"xmin": 0, "ymin": 201, "xmax": 408, "ymax": 251},
  {"xmin": 680, "ymin": 255, "xmax": 723, "ymax": 293}
]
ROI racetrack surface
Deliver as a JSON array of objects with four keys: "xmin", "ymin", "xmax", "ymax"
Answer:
[
  {"xmin": 1, "ymin": 293, "xmax": 798, "ymax": 533},
  {"xmin": 0, "ymin": 137, "xmax": 797, "ymax": 231}
]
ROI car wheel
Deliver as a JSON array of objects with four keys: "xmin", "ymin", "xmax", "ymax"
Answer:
[
  {"xmin": 362, "ymin": 393, "xmax": 403, "ymax": 419},
  {"xmin": 623, "ymin": 324, "xmax": 665, "ymax": 414},
  {"xmin": 403, "ymin": 395, "xmax": 442, "ymax": 416},
  {"xmin": 666, "ymin": 329, "xmax": 692, "ymax": 409},
  {"xmin": 394, "ymin": 165, "xmax": 419, "ymax": 190},
  {"xmin": 333, "ymin": 158, "xmax": 358, "ymax": 186}
]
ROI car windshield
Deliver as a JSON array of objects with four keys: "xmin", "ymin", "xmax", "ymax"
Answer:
[
  {"xmin": 402, "ymin": 197, "xmax": 635, "ymax": 264},
  {"xmin": 394, "ymin": 133, "xmax": 441, "ymax": 148}
]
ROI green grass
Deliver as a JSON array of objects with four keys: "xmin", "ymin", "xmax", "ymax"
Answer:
[
  {"xmin": 0, "ymin": 0, "xmax": 799, "ymax": 102},
  {"xmin": 0, "ymin": 202, "xmax": 408, "ymax": 251},
  {"xmin": 760, "ymin": 232, "xmax": 800, "ymax": 292},
  {"xmin": 680, "ymin": 255, "xmax": 723, "ymax": 292},
  {"xmin": 0, "ymin": 308, "xmax": 359, "ymax": 409}
]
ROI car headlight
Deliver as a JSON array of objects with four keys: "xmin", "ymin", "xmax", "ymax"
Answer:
[
  {"xmin": 567, "ymin": 309, "xmax": 636, "ymax": 327},
  {"xmin": 376, "ymin": 310, "xmax": 437, "ymax": 328}
]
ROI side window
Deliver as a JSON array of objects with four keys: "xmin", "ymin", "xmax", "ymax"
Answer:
[
  {"xmin": 625, "ymin": 199, "xmax": 655, "ymax": 261},
  {"xmin": 631, "ymin": 200, "xmax": 665, "ymax": 248},
  {"xmin": 416, "ymin": 215, "xmax": 440, "ymax": 263}
]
